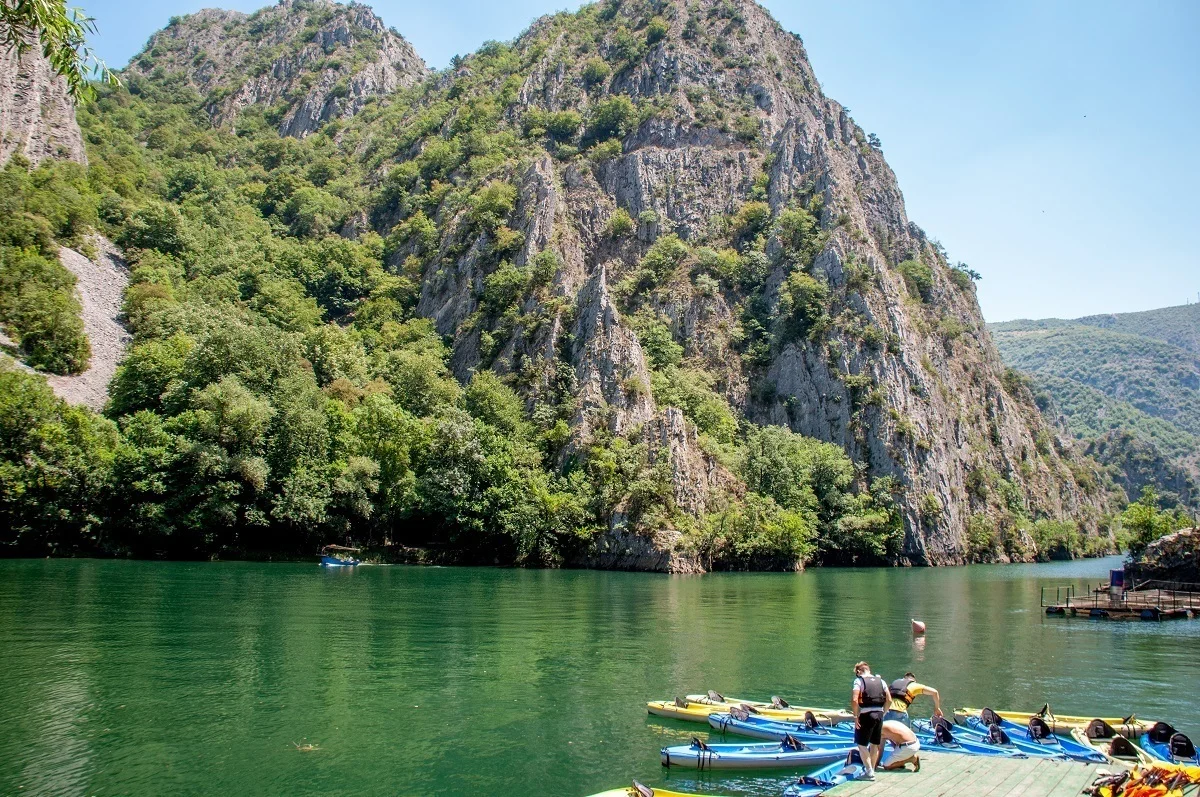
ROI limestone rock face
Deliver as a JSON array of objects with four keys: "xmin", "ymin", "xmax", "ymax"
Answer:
[
  {"xmin": 0, "ymin": 44, "xmax": 87, "ymax": 165},
  {"xmin": 125, "ymin": 0, "xmax": 427, "ymax": 137},
  {"xmin": 384, "ymin": 0, "xmax": 1112, "ymax": 565}
]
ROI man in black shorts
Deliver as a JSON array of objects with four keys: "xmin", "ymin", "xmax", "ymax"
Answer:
[{"xmin": 851, "ymin": 661, "xmax": 891, "ymax": 780}]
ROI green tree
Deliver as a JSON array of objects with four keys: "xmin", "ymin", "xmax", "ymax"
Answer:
[{"xmin": 0, "ymin": 0, "xmax": 117, "ymax": 100}]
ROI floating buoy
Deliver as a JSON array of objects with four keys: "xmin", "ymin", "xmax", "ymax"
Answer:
[{"xmin": 911, "ymin": 618, "xmax": 926, "ymax": 635}]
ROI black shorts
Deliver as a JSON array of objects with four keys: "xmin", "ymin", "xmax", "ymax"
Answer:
[{"xmin": 855, "ymin": 711, "xmax": 883, "ymax": 746}]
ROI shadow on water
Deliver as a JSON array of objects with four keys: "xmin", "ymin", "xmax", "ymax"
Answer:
[{"xmin": 0, "ymin": 556, "xmax": 1195, "ymax": 796}]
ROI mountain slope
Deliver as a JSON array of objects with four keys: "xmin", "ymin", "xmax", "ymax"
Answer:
[
  {"xmin": 1076, "ymin": 303, "xmax": 1200, "ymax": 356},
  {"xmin": 127, "ymin": 0, "xmax": 428, "ymax": 137},
  {"xmin": 991, "ymin": 309, "xmax": 1200, "ymax": 508},
  {"xmin": 3, "ymin": 0, "xmax": 1115, "ymax": 566}
]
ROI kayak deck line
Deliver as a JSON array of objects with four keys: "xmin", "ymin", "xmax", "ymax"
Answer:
[{"xmin": 820, "ymin": 751, "xmax": 1102, "ymax": 796}]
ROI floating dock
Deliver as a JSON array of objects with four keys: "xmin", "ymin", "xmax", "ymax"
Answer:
[
  {"xmin": 1042, "ymin": 580, "xmax": 1200, "ymax": 620},
  {"xmin": 827, "ymin": 753, "xmax": 1102, "ymax": 797}
]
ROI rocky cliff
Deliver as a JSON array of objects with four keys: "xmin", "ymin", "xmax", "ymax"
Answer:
[
  {"xmin": 0, "ymin": 43, "xmax": 87, "ymax": 165},
  {"xmin": 126, "ymin": 0, "xmax": 428, "ymax": 137},
  {"xmin": 87, "ymin": 0, "xmax": 1116, "ymax": 568},
  {"xmin": 371, "ymin": 0, "xmax": 1112, "ymax": 563}
]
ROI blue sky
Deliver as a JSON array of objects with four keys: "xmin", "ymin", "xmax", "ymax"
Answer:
[{"xmin": 82, "ymin": 0, "xmax": 1199, "ymax": 322}]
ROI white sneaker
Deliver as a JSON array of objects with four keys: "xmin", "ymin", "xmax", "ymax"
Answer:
[{"xmin": 862, "ymin": 770, "xmax": 876, "ymax": 781}]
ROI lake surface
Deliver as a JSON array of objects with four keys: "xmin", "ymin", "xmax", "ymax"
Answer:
[{"xmin": 0, "ymin": 556, "xmax": 1196, "ymax": 796}]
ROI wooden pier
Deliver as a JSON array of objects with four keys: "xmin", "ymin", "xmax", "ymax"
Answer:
[{"xmin": 828, "ymin": 753, "xmax": 1103, "ymax": 797}]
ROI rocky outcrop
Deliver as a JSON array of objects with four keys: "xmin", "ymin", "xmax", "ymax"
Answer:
[
  {"xmin": 381, "ymin": 0, "xmax": 1111, "ymax": 565},
  {"xmin": 44, "ymin": 237, "xmax": 129, "ymax": 410},
  {"xmin": 0, "ymin": 43, "xmax": 86, "ymax": 165},
  {"xmin": 1126, "ymin": 528, "xmax": 1200, "ymax": 585},
  {"xmin": 125, "ymin": 0, "xmax": 427, "ymax": 137},
  {"xmin": 1086, "ymin": 430, "xmax": 1198, "ymax": 509}
]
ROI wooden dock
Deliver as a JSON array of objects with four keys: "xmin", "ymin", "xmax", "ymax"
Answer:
[
  {"xmin": 827, "ymin": 753, "xmax": 1104, "ymax": 797},
  {"xmin": 1043, "ymin": 583, "xmax": 1200, "ymax": 620}
]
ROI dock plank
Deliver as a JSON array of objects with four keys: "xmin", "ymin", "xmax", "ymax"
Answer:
[{"xmin": 826, "ymin": 753, "xmax": 1099, "ymax": 797}]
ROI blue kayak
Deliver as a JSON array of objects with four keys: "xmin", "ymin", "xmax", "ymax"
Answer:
[
  {"xmin": 783, "ymin": 752, "xmax": 869, "ymax": 797},
  {"xmin": 710, "ymin": 712, "xmax": 1027, "ymax": 759},
  {"xmin": 660, "ymin": 738, "xmax": 855, "ymax": 770},
  {"xmin": 1140, "ymin": 723, "xmax": 1199, "ymax": 765},
  {"xmin": 911, "ymin": 718, "xmax": 1029, "ymax": 759},
  {"xmin": 954, "ymin": 715, "xmax": 1086, "ymax": 761}
]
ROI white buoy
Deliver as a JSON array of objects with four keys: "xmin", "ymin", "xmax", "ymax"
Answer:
[{"xmin": 911, "ymin": 618, "xmax": 926, "ymax": 635}]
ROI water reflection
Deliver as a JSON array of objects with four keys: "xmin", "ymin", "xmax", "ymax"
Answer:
[{"xmin": 0, "ymin": 557, "xmax": 1196, "ymax": 796}]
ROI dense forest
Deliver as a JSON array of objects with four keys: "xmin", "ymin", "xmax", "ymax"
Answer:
[
  {"xmin": 3, "ymin": 0, "xmax": 1182, "ymax": 568},
  {"xmin": 992, "ymin": 310, "xmax": 1200, "ymax": 510}
]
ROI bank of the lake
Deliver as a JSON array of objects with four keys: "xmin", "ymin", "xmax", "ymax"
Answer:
[{"xmin": 0, "ymin": 556, "xmax": 1195, "ymax": 796}]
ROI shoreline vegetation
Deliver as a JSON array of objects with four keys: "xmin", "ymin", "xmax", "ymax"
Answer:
[{"xmin": 3, "ymin": 0, "xmax": 1191, "ymax": 571}]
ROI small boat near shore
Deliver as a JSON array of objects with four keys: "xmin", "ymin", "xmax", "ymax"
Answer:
[{"xmin": 319, "ymin": 545, "xmax": 361, "ymax": 567}]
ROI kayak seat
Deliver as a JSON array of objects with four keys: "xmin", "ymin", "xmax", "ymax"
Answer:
[
  {"xmin": 782, "ymin": 734, "xmax": 808, "ymax": 752},
  {"xmin": 729, "ymin": 705, "xmax": 751, "ymax": 722},
  {"xmin": 772, "ymin": 696, "xmax": 791, "ymax": 709},
  {"xmin": 1169, "ymin": 733, "xmax": 1196, "ymax": 760},
  {"xmin": 1086, "ymin": 719, "xmax": 1118, "ymax": 740},
  {"xmin": 1027, "ymin": 716, "xmax": 1053, "ymax": 742},
  {"xmin": 986, "ymin": 724, "xmax": 1012, "ymax": 746},
  {"xmin": 932, "ymin": 716, "xmax": 956, "ymax": 745},
  {"xmin": 673, "ymin": 697, "xmax": 688, "ymax": 708},
  {"xmin": 707, "ymin": 690, "xmax": 725, "ymax": 703},
  {"xmin": 1147, "ymin": 722, "xmax": 1178, "ymax": 744},
  {"xmin": 1108, "ymin": 737, "xmax": 1139, "ymax": 758},
  {"xmin": 980, "ymin": 708, "xmax": 1003, "ymax": 726},
  {"xmin": 632, "ymin": 781, "xmax": 654, "ymax": 797},
  {"xmin": 690, "ymin": 737, "xmax": 711, "ymax": 751}
]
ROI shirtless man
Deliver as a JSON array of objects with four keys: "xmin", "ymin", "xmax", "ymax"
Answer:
[{"xmin": 880, "ymin": 720, "xmax": 921, "ymax": 772}]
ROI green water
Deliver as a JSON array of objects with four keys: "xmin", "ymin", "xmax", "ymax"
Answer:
[{"xmin": 0, "ymin": 557, "xmax": 1196, "ymax": 796}]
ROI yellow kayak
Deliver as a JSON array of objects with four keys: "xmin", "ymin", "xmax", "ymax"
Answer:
[
  {"xmin": 588, "ymin": 786, "xmax": 728, "ymax": 797},
  {"xmin": 685, "ymin": 693, "xmax": 853, "ymax": 724},
  {"xmin": 648, "ymin": 697, "xmax": 852, "ymax": 725},
  {"xmin": 955, "ymin": 706, "xmax": 1157, "ymax": 734}
]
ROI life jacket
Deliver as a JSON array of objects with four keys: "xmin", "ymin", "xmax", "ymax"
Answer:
[
  {"xmin": 857, "ymin": 674, "xmax": 888, "ymax": 709},
  {"xmin": 889, "ymin": 676, "xmax": 916, "ymax": 701}
]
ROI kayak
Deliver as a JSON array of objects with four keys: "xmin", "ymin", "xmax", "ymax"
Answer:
[
  {"xmin": 685, "ymin": 694, "xmax": 853, "ymax": 725},
  {"xmin": 956, "ymin": 713, "xmax": 1103, "ymax": 762},
  {"xmin": 648, "ymin": 700, "xmax": 734, "ymax": 722},
  {"xmin": 910, "ymin": 718, "xmax": 1029, "ymax": 759},
  {"xmin": 709, "ymin": 711, "xmax": 1028, "ymax": 759},
  {"xmin": 1070, "ymin": 721, "xmax": 1155, "ymax": 768},
  {"xmin": 660, "ymin": 738, "xmax": 855, "ymax": 770},
  {"xmin": 708, "ymin": 713, "xmax": 857, "ymax": 742},
  {"xmin": 932, "ymin": 716, "xmax": 1066, "ymax": 760},
  {"xmin": 782, "ymin": 752, "xmax": 868, "ymax": 797},
  {"xmin": 954, "ymin": 706, "xmax": 1155, "ymax": 735},
  {"xmin": 650, "ymin": 699, "xmax": 850, "ymax": 725},
  {"xmin": 587, "ymin": 784, "xmax": 726, "ymax": 797},
  {"xmin": 1140, "ymin": 723, "xmax": 1200, "ymax": 765}
]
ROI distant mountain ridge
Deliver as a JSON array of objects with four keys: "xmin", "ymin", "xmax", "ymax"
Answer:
[{"xmin": 990, "ymin": 303, "xmax": 1199, "ymax": 507}]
